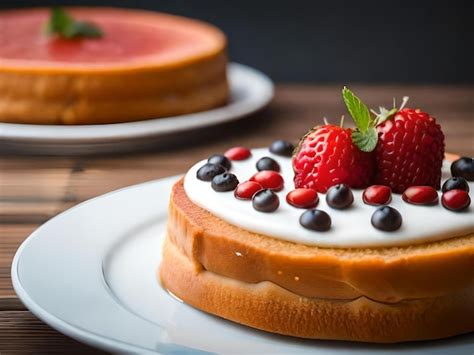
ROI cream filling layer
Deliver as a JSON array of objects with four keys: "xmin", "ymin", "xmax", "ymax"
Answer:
[{"xmin": 184, "ymin": 148, "xmax": 473, "ymax": 248}]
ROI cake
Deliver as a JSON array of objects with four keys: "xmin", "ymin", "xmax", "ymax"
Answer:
[
  {"xmin": 0, "ymin": 7, "xmax": 228, "ymax": 124},
  {"xmin": 160, "ymin": 89, "xmax": 474, "ymax": 343}
]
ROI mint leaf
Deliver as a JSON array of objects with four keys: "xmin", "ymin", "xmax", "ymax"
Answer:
[
  {"xmin": 66, "ymin": 21, "xmax": 103, "ymax": 38},
  {"xmin": 46, "ymin": 7, "xmax": 103, "ymax": 39},
  {"xmin": 351, "ymin": 127, "xmax": 378, "ymax": 152},
  {"xmin": 342, "ymin": 86, "xmax": 372, "ymax": 133},
  {"xmin": 342, "ymin": 86, "xmax": 379, "ymax": 152}
]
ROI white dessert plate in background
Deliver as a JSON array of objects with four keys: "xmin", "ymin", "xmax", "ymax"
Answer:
[
  {"xmin": 11, "ymin": 176, "xmax": 474, "ymax": 354},
  {"xmin": 0, "ymin": 63, "xmax": 273, "ymax": 155}
]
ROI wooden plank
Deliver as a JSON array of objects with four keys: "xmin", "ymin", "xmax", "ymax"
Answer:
[
  {"xmin": 0, "ymin": 168, "xmax": 71, "ymax": 201},
  {"xmin": 67, "ymin": 167, "xmax": 171, "ymax": 201},
  {"xmin": 0, "ymin": 225, "xmax": 38, "ymax": 298},
  {"xmin": 0, "ymin": 296, "xmax": 25, "ymax": 311},
  {"xmin": 0, "ymin": 311, "xmax": 107, "ymax": 353},
  {"xmin": 0, "ymin": 201, "xmax": 74, "ymax": 224}
]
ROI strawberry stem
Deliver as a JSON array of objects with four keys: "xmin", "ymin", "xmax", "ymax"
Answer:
[{"xmin": 399, "ymin": 96, "xmax": 410, "ymax": 110}]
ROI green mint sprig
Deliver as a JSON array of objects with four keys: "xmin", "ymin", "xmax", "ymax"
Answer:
[
  {"xmin": 45, "ymin": 7, "xmax": 103, "ymax": 39},
  {"xmin": 342, "ymin": 87, "xmax": 408, "ymax": 152},
  {"xmin": 342, "ymin": 86, "xmax": 378, "ymax": 152}
]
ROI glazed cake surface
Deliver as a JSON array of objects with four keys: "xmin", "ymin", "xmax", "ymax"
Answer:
[
  {"xmin": 0, "ymin": 8, "xmax": 228, "ymax": 124},
  {"xmin": 184, "ymin": 149, "xmax": 474, "ymax": 248}
]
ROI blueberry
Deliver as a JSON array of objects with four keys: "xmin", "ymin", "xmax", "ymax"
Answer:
[
  {"xmin": 208, "ymin": 154, "xmax": 231, "ymax": 170},
  {"xmin": 269, "ymin": 140, "xmax": 294, "ymax": 157},
  {"xmin": 451, "ymin": 157, "xmax": 474, "ymax": 181},
  {"xmin": 371, "ymin": 206, "xmax": 402, "ymax": 232},
  {"xmin": 442, "ymin": 177, "xmax": 470, "ymax": 193},
  {"xmin": 211, "ymin": 173, "xmax": 239, "ymax": 192},
  {"xmin": 256, "ymin": 157, "xmax": 280, "ymax": 172},
  {"xmin": 326, "ymin": 184, "xmax": 354, "ymax": 209},
  {"xmin": 299, "ymin": 209, "xmax": 331, "ymax": 231},
  {"xmin": 252, "ymin": 189, "xmax": 279, "ymax": 212},
  {"xmin": 196, "ymin": 163, "xmax": 226, "ymax": 182}
]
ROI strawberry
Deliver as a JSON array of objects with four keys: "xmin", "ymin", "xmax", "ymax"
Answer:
[
  {"xmin": 374, "ymin": 108, "xmax": 444, "ymax": 192},
  {"xmin": 342, "ymin": 87, "xmax": 445, "ymax": 193},
  {"xmin": 292, "ymin": 124, "xmax": 375, "ymax": 193}
]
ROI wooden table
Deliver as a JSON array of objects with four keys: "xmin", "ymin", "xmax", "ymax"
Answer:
[{"xmin": 1, "ymin": 85, "xmax": 473, "ymax": 353}]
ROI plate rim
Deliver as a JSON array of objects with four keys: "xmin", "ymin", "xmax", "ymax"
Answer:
[
  {"xmin": 11, "ymin": 177, "xmax": 178, "ymax": 353},
  {"xmin": 0, "ymin": 63, "xmax": 273, "ymax": 144}
]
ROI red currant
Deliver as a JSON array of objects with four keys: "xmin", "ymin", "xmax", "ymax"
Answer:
[
  {"xmin": 250, "ymin": 171, "xmax": 284, "ymax": 191},
  {"xmin": 286, "ymin": 188, "xmax": 319, "ymax": 208},
  {"xmin": 362, "ymin": 185, "xmax": 392, "ymax": 206},
  {"xmin": 234, "ymin": 181, "xmax": 263, "ymax": 200},
  {"xmin": 224, "ymin": 146, "xmax": 251, "ymax": 161},
  {"xmin": 442, "ymin": 189, "xmax": 471, "ymax": 211},
  {"xmin": 402, "ymin": 186, "xmax": 439, "ymax": 205}
]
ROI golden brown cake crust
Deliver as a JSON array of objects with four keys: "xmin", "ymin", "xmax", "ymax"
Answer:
[
  {"xmin": 160, "ymin": 235, "xmax": 474, "ymax": 343},
  {"xmin": 0, "ymin": 8, "xmax": 228, "ymax": 124},
  {"xmin": 167, "ymin": 178, "xmax": 474, "ymax": 303}
]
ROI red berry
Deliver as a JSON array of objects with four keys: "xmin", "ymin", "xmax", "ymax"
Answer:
[
  {"xmin": 225, "ymin": 146, "xmax": 251, "ymax": 161},
  {"xmin": 402, "ymin": 186, "xmax": 439, "ymax": 205},
  {"xmin": 375, "ymin": 108, "xmax": 445, "ymax": 193},
  {"xmin": 250, "ymin": 171, "xmax": 284, "ymax": 191},
  {"xmin": 442, "ymin": 189, "xmax": 471, "ymax": 211},
  {"xmin": 286, "ymin": 188, "xmax": 319, "ymax": 208},
  {"xmin": 234, "ymin": 181, "xmax": 263, "ymax": 200},
  {"xmin": 363, "ymin": 185, "xmax": 392, "ymax": 206},
  {"xmin": 293, "ymin": 125, "xmax": 374, "ymax": 193}
]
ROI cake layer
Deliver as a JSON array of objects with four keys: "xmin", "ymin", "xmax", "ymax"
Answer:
[
  {"xmin": 0, "ymin": 8, "xmax": 228, "ymax": 124},
  {"xmin": 169, "ymin": 178, "xmax": 474, "ymax": 302},
  {"xmin": 160, "ymin": 235, "xmax": 474, "ymax": 343}
]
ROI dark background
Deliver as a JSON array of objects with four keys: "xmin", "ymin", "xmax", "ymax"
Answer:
[{"xmin": 2, "ymin": 0, "xmax": 473, "ymax": 83}]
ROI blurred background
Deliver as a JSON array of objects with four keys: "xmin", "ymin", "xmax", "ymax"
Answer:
[{"xmin": 2, "ymin": 0, "xmax": 473, "ymax": 83}]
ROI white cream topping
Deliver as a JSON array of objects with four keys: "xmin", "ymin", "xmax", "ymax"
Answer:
[{"xmin": 184, "ymin": 148, "xmax": 474, "ymax": 248}]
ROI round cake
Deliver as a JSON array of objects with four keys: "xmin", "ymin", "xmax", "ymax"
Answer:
[
  {"xmin": 159, "ymin": 89, "xmax": 474, "ymax": 343},
  {"xmin": 0, "ymin": 7, "xmax": 228, "ymax": 124}
]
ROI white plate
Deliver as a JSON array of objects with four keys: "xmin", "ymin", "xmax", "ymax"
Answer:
[
  {"xmin": 0, "ymin": 63, "xmax": 273, "ymax": 155},
  {"xmin": 11, "ymin": 177, "xmax": 474, "ymax": 354}
]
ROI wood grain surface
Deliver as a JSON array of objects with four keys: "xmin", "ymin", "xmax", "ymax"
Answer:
[{"xmin": 0, "ymin": 85, "xmax": 473, "ymax": 353}]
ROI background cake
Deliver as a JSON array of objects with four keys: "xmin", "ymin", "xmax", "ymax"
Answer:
[{"xmin": 0, "ymin": 7, "xmax": 228, "ymax": 124}]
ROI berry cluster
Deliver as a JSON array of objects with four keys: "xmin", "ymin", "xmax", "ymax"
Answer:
[
  {"xmin": 293, "ymin": 87, "xmax": 445, "ymax": 193},
  {"xmin": 440, "ymin": 157, "xmax": 472, "ymax": 211},
  {"xmin": 197, "ymin": 88, "xmax": 471, "ymax": 237},
  {"xmin": 196, "ymin": 143, "xmax": 293, "ymax": 215},
  {"xmin": 233, "ymin": 142, "xmax": 291, "ymax": 213},
  {"xmin": 196, "ymin": 136, "xmax": 471, "ymax": 235}
]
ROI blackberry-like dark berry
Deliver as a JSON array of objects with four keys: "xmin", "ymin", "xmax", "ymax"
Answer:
[
  {"xmin": 269, "ymin": 140, "xmax": 294, "ymax": 157},
  {"xmin": 256, "ymin": 157, "xmax": 280, "ymax": 172},
  {"xmin": 451, "ymin": 157, "xmax": 474, "ymax": 181},
  {"xmin": 252, "ymin": 189, "xmax": 280, "ymax": 212},
  {"xmin": 299, "ymin": 209, "xmax": 331, "ymax": 231},
  {"xmin": 211, "ymin": 173, "xmax": 239, "ymax": 192},
  {"xmin": 326, "ymin": 184, "xmax": 354, "ymax": 209},
  {"xmin": 196, "ymin": 163, "xmax": 226, "ymax": 182},
  {"xmin": 208, "ymin": 154, "xmax": 231, "ymax": 170},
  {"xmin": 371, "ymin": 206, "xmax": 402, "ymax": 231},
  {"xmin": 442, "ymin": 177, "xmax": 470, "ymax": 193}
]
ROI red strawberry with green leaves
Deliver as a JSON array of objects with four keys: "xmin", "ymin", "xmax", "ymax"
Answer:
[
  {"xmin": 292, "ymin": 124, "xmax": 375, "ymax": 193},
  {"xmin": 342, "ymin": 87, "xmax": 445, "ymax": 193}
]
